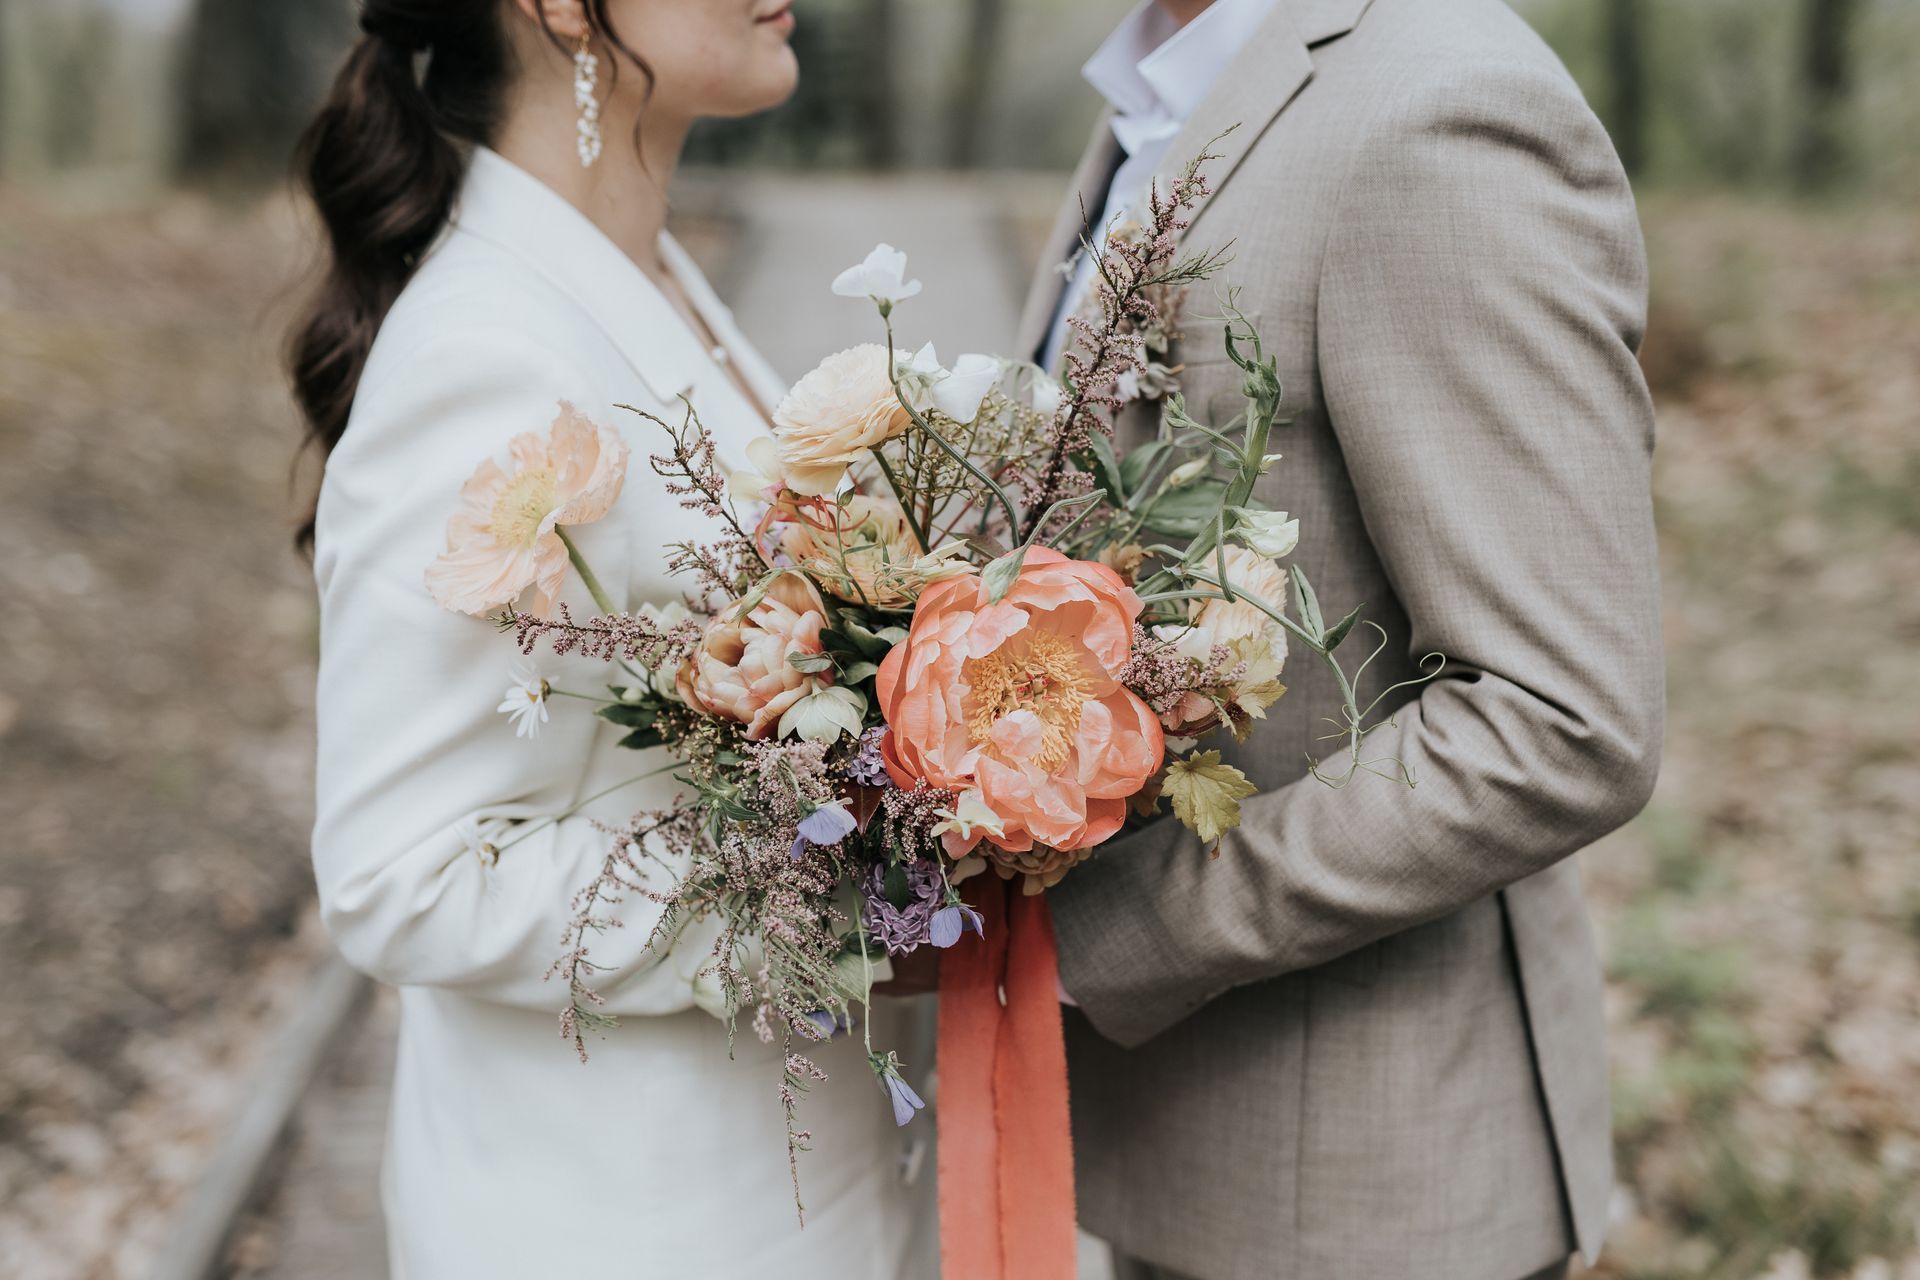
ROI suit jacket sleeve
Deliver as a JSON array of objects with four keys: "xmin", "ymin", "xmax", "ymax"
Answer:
[
  {"xmin": 310, "ymin": 326, "xmax": 728, "ymax": 1017},
  {"xmin": 1050, "ymin": 60, "xmax": 1664, "ymax": 1048}
]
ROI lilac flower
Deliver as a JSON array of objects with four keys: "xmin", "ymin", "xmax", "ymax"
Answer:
[
  {"xmin": 797, "ymin": 800, "xmax": 857, "ymax": 846},
  {"xmin": 863, "ymin": 859, "xmax": 942, "ymax": 954},
  {"xmin": 880, "ymin": 1069, "xmax": 925, "ymax": 1127},
  {"xmin": 847, "ymin": 726, "xmax": 894, "ymax": 788},
  {"xmin": 929, "ymin": 902, "xmax": 986, "ymax": 949}
]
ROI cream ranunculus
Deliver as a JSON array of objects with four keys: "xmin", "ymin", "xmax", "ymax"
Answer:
[
  {"xmin": 676, "ymin": 574, "xmax": 832, "ymax": 739},
  {"xmin": 771, "ymin": 344, "xmax": 913, "ymax": 496},
  {"xmin": 1197, "ymin": 544, "xmax": 1290, "ymax": 662}
]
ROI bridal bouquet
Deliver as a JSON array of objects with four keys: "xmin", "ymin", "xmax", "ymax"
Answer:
[{"xmin": 426, "ymin": 142, "xmax": 1418, "ymax": 1254}]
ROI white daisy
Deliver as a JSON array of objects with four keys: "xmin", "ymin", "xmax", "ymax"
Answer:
[{"xmin": 496, "ymin": 661, "xmax": 551, "ymax": 740}]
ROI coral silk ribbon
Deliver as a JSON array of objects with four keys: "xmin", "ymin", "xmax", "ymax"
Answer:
[{"xmin": 937, "ymin": 878, "xmax": 1078, "ymax": 1279}]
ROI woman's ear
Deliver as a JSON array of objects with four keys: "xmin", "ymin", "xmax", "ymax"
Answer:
[{"xmin": 507, "ymin": 0, "xmax": 591, "ymax": 42}]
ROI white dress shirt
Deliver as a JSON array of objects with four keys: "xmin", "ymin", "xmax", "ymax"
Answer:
[{"xmin": 1040, "ymin": 0, "xmax": 1280, "ymax": 372}]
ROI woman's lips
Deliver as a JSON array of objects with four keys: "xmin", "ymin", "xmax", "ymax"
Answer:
[{"xmin": 757, "ymin": 4, "xmax": 794, "ymax": 32}]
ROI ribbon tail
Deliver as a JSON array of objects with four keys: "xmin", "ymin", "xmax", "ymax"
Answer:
[
  {"xmin": 937, "ymin": 877, "xmax": 1078, "ymax": 1280},
  {"xmin": 938, "ymin": 880, "xmax": 1011, "ymax": 1280},
  {"xmin": 998, "ymin": 890, "xmax": 1077, "ymax": 1280}
]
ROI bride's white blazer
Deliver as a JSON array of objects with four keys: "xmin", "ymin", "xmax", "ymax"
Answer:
[{"xmin": 310, "ymin": 147, "xmax": 926, "ymax": 1279}]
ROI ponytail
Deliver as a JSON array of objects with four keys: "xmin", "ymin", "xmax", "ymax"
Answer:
[
  {"xmin": 287, "ymin": 3, "xmax": 651, "ymax": 553},
  {"xmin": 287, "ymin": 4, "xmax": 507, "ymax": 553}
]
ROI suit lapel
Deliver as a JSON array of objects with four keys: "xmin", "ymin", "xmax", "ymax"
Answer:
[
  {"xmin": 1014, "ymin": 114, "xmax": 1124, "ymax": 361},
  {"xmin": 1013, "ymin": 0, "xmax": 1382, "ymax": 359}
]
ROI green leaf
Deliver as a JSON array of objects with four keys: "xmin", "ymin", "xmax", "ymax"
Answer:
[
  {"xmin": 1321, "ymin": 603, "xmax": 1363, "ymax": 653},
  {"xmin": 832, "ymin": 618, "xmax": 899, "ymax": 660},
  {"xmin": 1137, "ymin": 478, "xmax": 1231, "ymax": 539},
  {"xmin": 982, "ymin": 546, "xmax": 1028, "ymax": 604},
  {"xmin": 842, "ymin": 660, "xmax": 881, "ymax": 685},
  {"xmin": 616, "ymin": 727, "xmax": 667, "ymax": 751},
  {"xmin": 1082, "ymin": 430, "xmax": 1127, "ymax": 505},
  {"xmin": 787, "ymin": 651, "xmax": 835, "ymax": 674},
  {"xmin": 596, "ymin": 703, "xmax": 657, "ymax": 729},
  {"xmin": 884, "ymin": 863, "xmax": 911, "ymax": 908},
  {"xmin": 1118, "ymin": 439, "xmax": 1168, "ymax": 496},
  {"xmin": 1163, "ymin": 750, "xmax": 1258, "ymax": 845},
  {"xmin": 1291, "ymin": 567, "xmax": 1324, "ymax": 642}
]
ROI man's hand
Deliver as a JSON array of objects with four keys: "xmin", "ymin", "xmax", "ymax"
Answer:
[{"xmin": 871, "ymin": 944, "xmax": 941, "ymax": 997}]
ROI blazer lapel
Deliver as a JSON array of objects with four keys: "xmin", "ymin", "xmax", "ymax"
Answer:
[
  {"xmin": 1014, "ymin": 115, "xmax": 1123, "ymax": 361},
  {"xmin": 1013, "ymin": 0, "xmax": 1379, "ymax": 359},
  {"xmin": 1150, "ymin": 2, "xmax": 1339, "ymax": 247}
]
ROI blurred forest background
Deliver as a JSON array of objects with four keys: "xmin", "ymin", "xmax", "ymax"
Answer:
[{"xmin": 0, "ymin": 1, "xmax": 1916, "ymax": 1278}]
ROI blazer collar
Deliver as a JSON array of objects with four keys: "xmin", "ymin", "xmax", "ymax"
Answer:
[
  {"xmin": 1013, "ymin": 0, "xmax": 1378, "ymax": 358},
  {"xmin": 449, "ymin": 146, "xmax": 693, "ymax": 407}
]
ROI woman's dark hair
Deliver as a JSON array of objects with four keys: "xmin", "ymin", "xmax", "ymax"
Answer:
[{"xmin": 288, "ymin": 2, "xmax": 650, "ymax": 553}]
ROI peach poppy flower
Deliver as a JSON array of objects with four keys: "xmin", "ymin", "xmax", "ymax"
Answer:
[
  {"xmin": 676, "ymin": 574, "xmax": 833, "ymax": 740},
  {"xmin": 425, "ymin": 402, "xmax": 628, "ymax": 618},
  {"xmin": 875, "ymin": 548, "xmax": 1165, "ymax": 887}
]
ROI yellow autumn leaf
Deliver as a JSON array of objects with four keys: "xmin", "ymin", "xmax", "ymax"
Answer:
[{"xmin": 1162, "ymin": 750, "xmax": 1257, "ymax": 845}]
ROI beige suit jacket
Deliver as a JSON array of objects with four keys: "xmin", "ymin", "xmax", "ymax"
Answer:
[{"xmin": 1018, "ymin": 2, "xmax": 1663, "ymax": 1277}]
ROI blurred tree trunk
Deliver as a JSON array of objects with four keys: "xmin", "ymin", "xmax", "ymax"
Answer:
[
  {"xmin": 1603, "ymin": 0, "xmax": 1648, "ymax": 177},
  {"xmin": 946, "ymin": 0, "xmax": 1006, "ymax": 168},
  {"xmin": 179, "ymin": 0, "xmax": 354, "ymax": 182},
  {"xmin": 857, "ymin": 0, "xmax": 898, "ymax": 169},
  {"xmin": 1793, "ymin": 0, "xmax": 1860, "ymax": 193}
]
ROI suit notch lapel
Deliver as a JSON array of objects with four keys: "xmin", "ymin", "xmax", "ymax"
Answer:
[{"xmin": 1152, "ymin": 14, "xmax": 1314, "ymax": 249}]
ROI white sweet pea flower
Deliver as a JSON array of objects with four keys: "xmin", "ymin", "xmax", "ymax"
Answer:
[
  {"xmin": 908, "ymin": 541, "xmax": 976, "ymax": 584},
  {"xmin": 1115, "ymin": 368, "xmax": 1141, "ymax": 403},
  {"xmin": 727, "ymin": 436, "xmax": 787, "ymax": 506},
  {"xmin": 931, "ymin": 788, "xmax": 1007, "ymax": 859},
  {"xmin": 496, "ymin": 660, "xmax": 551, "ymax": 740},
  {"xmin": 1166, "ymin": 458, "xmax": 1209, "ymax": 488},
  {"xmin": 1028, "ymin": 371, "xmax": 1064, "ymax": 416},
  {"xmin": 1152, "ymin": 622, "xmax": 1220, "ymax": 665},
  {"xmin": 931, "ymin": 353, "xmax": 1000, "ymax": 424},
  {"xmin": 1232, "ymin": 509, "xmax": 1300, "ymax": 559},
  {"xmin": 832, "ymin": 243, "xmax": 922, "ymax": 306},
  {"xmin": 778, "ymin": 684, "xmax": 868, "ymax": 744}
]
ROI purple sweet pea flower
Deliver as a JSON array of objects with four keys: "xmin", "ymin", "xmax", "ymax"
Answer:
[
  {"xmin": 788, "ymin": 833, "xmax": 808, "ymax": 861},
  {"xmin": 882, "ymin": 1071, "xmax": 926, "ymax": 1127},
  {"xmin": 928, "ymin": 902, "xmax": 986, "ymax": 949},
  {"xmin": 797, "ymin": 800, "xmax": 857, "ymax": 846},
  {"xmin": 801, "ymin": 1009, "xmax": 843, "ymax": 1040}
]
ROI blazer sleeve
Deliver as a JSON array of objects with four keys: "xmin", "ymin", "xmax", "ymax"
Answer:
[
  {"xmin": 310, "ymin": 325, "xmax": 728, "ymax": 1017},
  {"xmin": 1050, "ymin": 60, "xmax": 1665, "ymax": 1047}
]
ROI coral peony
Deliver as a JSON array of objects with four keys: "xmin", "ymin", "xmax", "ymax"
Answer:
[
  {"xmin": 426, "ymin": 401, "xmax": 628, "ymax": 617},
  {"xmin": 876, "ymin": 548, "xmax": 1164, "ymax": 889},
  {"xmin": 677, "ymin": 574, "xmax": 832, "ymax": 739},
  {"xmin": 771, "ymin": 344, "xmax": 912, "ymax": 496}
]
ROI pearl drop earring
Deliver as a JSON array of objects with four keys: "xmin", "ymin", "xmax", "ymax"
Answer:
[{"xmin": 573, "ymin": 33, "xmax": 603, "ymax": 169}]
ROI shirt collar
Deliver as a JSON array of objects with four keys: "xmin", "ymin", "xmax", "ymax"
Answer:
[{"xmin": 1083, "ymin": 0, "xmax": 1283, "ymax": 148}]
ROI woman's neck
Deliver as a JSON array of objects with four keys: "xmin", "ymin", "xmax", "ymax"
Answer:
[{"xmin": 491, "ymin": 100, "xmax": 691, "ymax": 276}]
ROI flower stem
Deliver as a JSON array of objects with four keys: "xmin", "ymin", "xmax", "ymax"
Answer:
[
  {"xmin": 491, "ymin": 760, "xmax": 682, "ymax": 857},
  {"xmin": 556, "ymin": 526, "xmax": 617, "ymax": 616}
]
